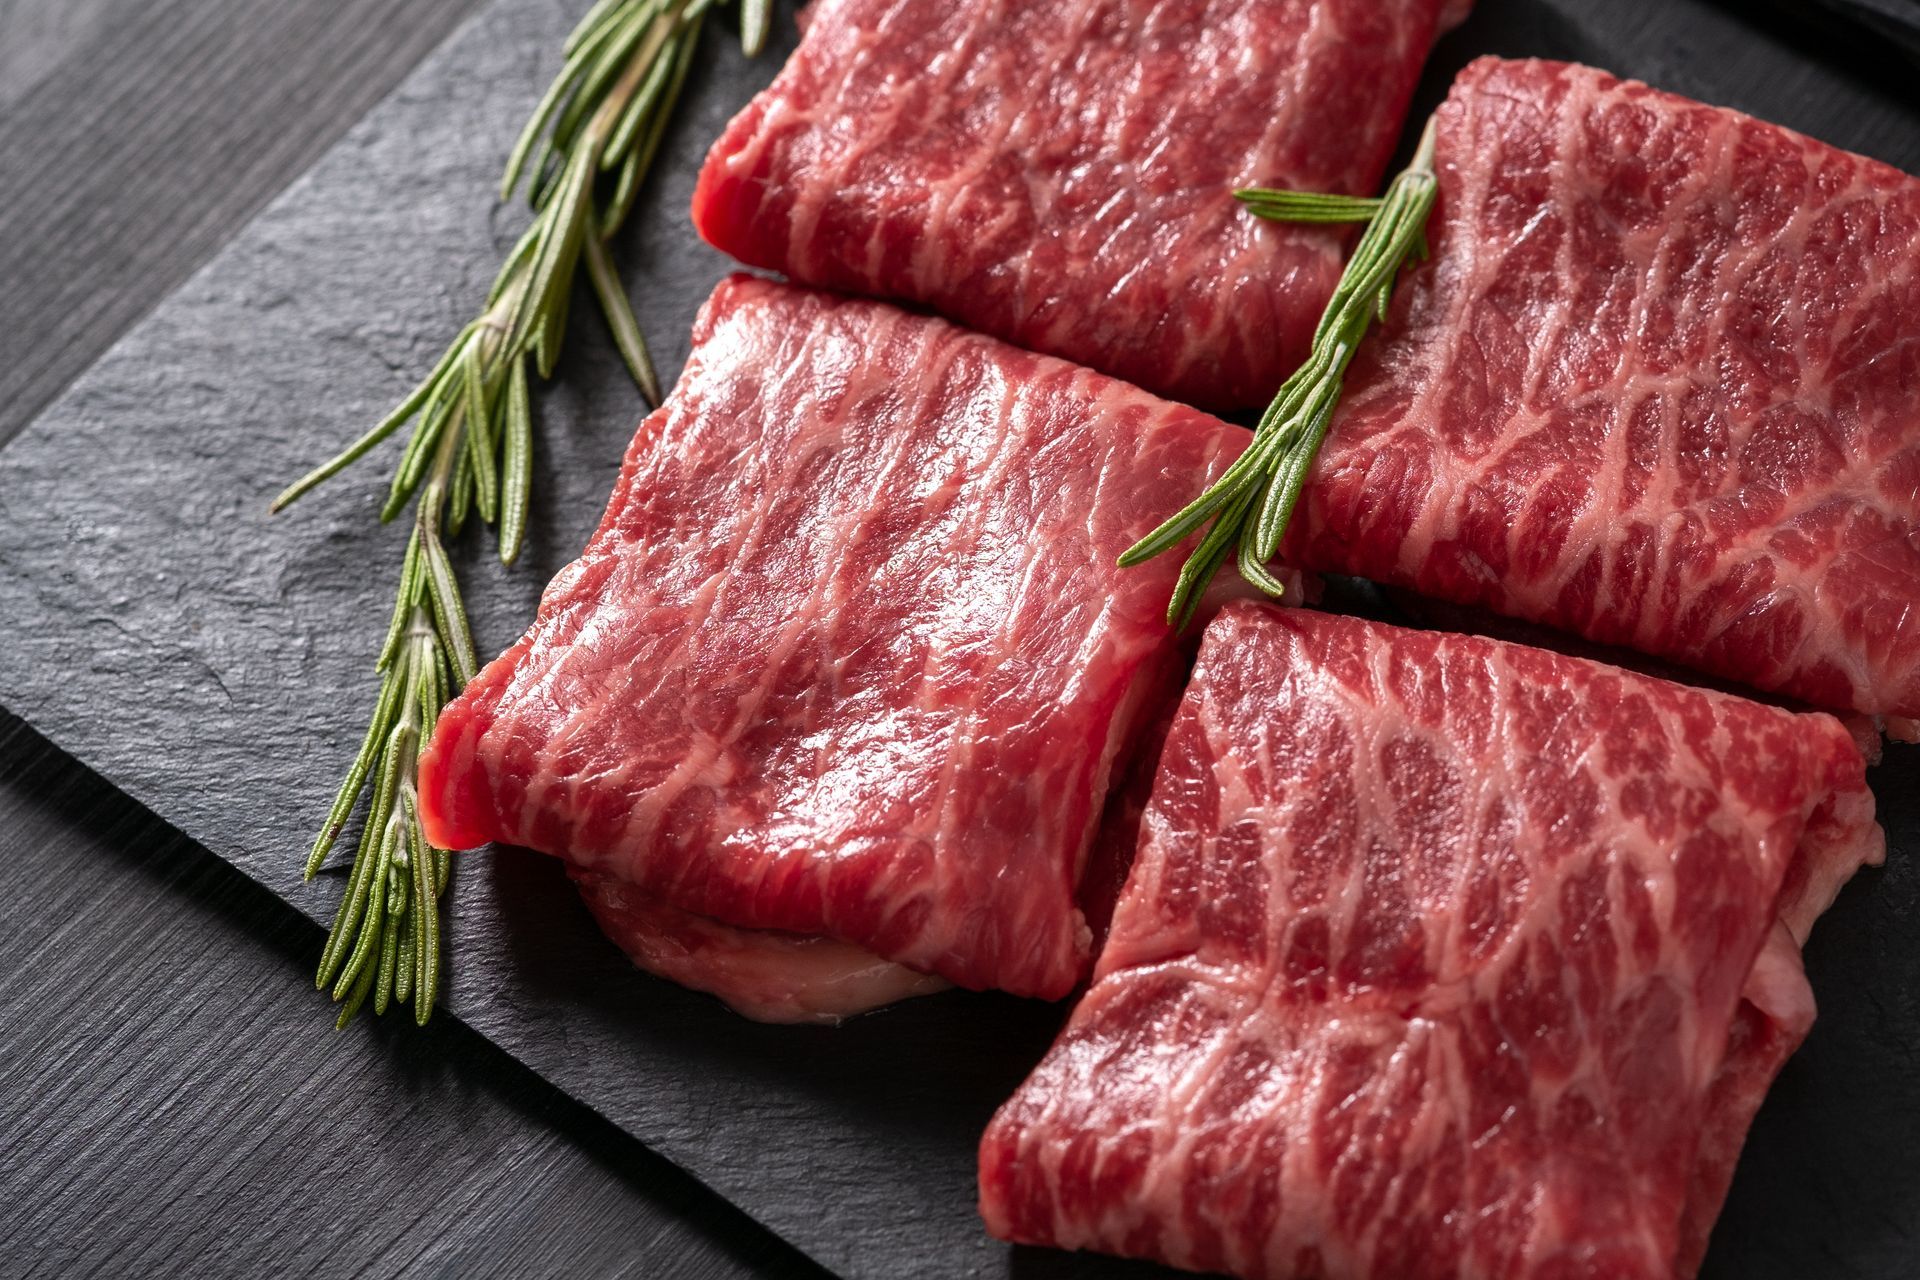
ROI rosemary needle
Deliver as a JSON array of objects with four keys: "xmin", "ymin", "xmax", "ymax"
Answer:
[
  {"xmin": 275, "ymin": 0, "xmax": 773, "ymax": 1027},
  {"xmin": 1121, "ymin": 117, "xmax": 1441, "ymax": 626}
]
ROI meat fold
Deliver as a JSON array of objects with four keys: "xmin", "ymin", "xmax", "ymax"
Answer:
[
  {"xmin": 979, "ymin": 602, "xmax": 1882, "ymax": 1280},
  {"xmin": 692, "ymin": 0, "xmax": 1470, "ymax": 411},
  {"xmin": 1294, "ymin": 57, "xmax": 1920, "ymax": 721},
  {"xmin": 418, "ymin": 275, "xmax": 1250, "ymax": 1003},
  {"xmin": 573, "ymin": 872, "xmax": 948, "ymax": 1025}
]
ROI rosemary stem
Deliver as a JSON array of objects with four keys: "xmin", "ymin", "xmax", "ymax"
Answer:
[
  {"xmin": 1123, "ymin": 114, "xmax": 1440, "ymax": 623},
  {"xmin": 285, "ymin": 0, "xmax": 765, "ymax": 1029},
  {"xmin": 587, "ymin": 5, "xmax": 680, "ymax": 149},
  {"xmin": 419, "ymin": 381, "xmax": 467, "ymax": 538}
]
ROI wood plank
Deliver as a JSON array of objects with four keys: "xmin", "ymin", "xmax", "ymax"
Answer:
[{"xmin": 0, "ymin": 709, "xmax": 823, "ymax": 1279}]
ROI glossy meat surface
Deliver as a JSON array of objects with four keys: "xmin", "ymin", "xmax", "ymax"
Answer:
[
  {"xmin": 1295, "ymin": 57, "xmax": 1920, "ymax": 719},
  {"xmin": 419, "ymin": 276, "xmax": 1249, "ymax": 1000},
  {"xmin": 979, "ymin": 603, "xmax": 1882, "ymax": 1279},
  {"xmin": 692, "ymin": 0, "xmax": 1468, "ymax": 410}
]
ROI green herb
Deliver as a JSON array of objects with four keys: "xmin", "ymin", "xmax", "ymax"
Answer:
[
  {"xmin": 1231, "ymin": 189, "xmax": 1384, "ymax": 224},
  {"xmin": 274, "ymin": 0, "xmax": 770, "ymax": 1027},
  {"xmin": 1119, "ymin": 118, "xmax": 1440, "ymax": 626}
]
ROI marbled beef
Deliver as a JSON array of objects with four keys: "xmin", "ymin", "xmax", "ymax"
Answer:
[
  {"xmin": 692, "ymin": 0, "xmax": 1470, "ymax": 410},
  {"xmin": 1294, "ymin": 58, "xmax": 1920, "ymax": 721},
  {"xmin": 980, "ymin": 602, "xmax": 1882, "ymax": 1280},
  {"xmin": 418, "ymin": 276, "xmax": 1248, "ymax": 1004}
]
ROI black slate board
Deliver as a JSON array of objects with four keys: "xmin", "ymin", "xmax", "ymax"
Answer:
[
  {"xmin": 0, "ymin": 1, "xmax": 1915, "ymax": 1277},
  {"xmin": 1780, "ymin": 0, "xmax": 1920, "ymax": 61}
]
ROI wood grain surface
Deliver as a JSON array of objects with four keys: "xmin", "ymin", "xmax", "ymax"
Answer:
[
  {"xmin": 0, "ymin": 4, "xmax": 821, "ymax": 1276},
  {"xmin": 0, "ymin": 713, "xmax": 823, "ymax": 1279}
]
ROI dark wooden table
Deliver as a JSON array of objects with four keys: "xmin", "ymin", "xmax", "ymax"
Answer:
[{"xmin": 0, "ymin": 2, "xmax": 820, "ymax": 1275}]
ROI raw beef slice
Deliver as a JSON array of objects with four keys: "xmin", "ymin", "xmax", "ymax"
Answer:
[
  {"xmin": 979, "ymin": 602, "xmax": 1883, "ymax": 1280},
  {"xmin": 691, "ymin": 0, "xmax": 1471, "ymax": 411},
  {"xmin": 417, "ymin": 275, "xmax": 1251, "ymax": 1003},
  {"xmin": 1294, "ymin": 57, "xmax": 1920, "ymax": 720}
]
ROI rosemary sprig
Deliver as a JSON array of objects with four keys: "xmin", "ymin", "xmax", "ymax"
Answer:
[
  {"xmin": 306, "ymin": 428, "xmax": 466, "ymax": 1029},
  {"xmin": 1120, "ymin": 118, "xmax": 1440, "ymax": 625},
  {"xmin": 274, "ymin": 0, "xmax": 769, "ymax": 1026}
]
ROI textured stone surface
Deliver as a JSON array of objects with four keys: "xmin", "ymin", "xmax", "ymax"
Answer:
[{"xmin": 0, "ymin": 0, "xmax": 1915, "ymax": 1278}]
